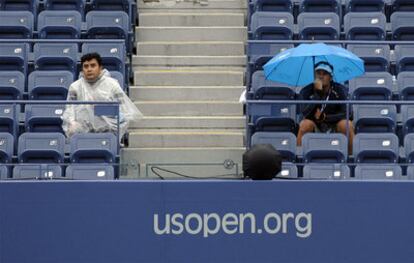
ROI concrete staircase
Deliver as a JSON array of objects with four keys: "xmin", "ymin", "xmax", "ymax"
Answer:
[{"xmin": 121, "ymin": 0, "xmax": 247, "ymax": 179}]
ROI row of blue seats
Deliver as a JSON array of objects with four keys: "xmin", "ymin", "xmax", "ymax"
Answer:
[
  {"xmin": 0, "ymin": 10, "xmax": 134, "ymax": 51},
  {"xmin": 0, "ymin": 0, "xmax": 137, "ymax": 24},
  {"xmin": 248, "ymin": 103, "xmax": 414, "ymax": 135},
  {"xmin": 249, "ymin": 11, "xmax": 413, "ymax": 40},
  {"xmin": 249, "ymin": 71, "xmax": 414, "ymax": 101},
  {"xmin": 252, "ymin": 132, "xmax": 414, "ymax": 163},
  {"xmin": 0, "ymin": 42, "xmax": 127, "ymax": 81},
  {"xmin": 280, "ymin": 163, "xmax": 412, "ymax": 179}
]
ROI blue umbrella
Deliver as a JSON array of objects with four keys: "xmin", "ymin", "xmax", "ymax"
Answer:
[{"xmin": 263, "ymin": 43, "xmax": 365, "ymax": 87}]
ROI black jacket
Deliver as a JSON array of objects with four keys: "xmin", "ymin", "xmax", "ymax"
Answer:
[{"xmin": 301, "ymin": 82, "xmax": 349, "ymax": 125}]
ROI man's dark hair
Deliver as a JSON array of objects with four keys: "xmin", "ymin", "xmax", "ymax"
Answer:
[{"xmin": 81, "ymin": 52, "xmax": 102, "ymax": 67}]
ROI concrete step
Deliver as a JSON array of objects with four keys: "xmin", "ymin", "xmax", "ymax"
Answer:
[
  {"xmin": 130, "ymin": 116, "xmax": 245, "ymax": 129},
  {"xmin": 139, "ymin": 13, "xmax": 244, "ymax": 27},
  {"xmin": 136, "ymin": 41, "xmax": 245, "ymax": 56},
  {"xmin": 136, "ymin": 27, "xmax": 247, "ymax": 42},
  {"xmin": 135, "ymin": 101, "xmax": 243, "ymax": 116},
  {"xmin": 128, "ymin": 130, "xmax": 244, "ymax": 147},
  {"xmin": 134, "ymin": 69, "xmax": 244, "ymax": 86},
  {"xmin": 120, "ymin": 147, "xmax": 244, "ymax": 178},
  {"xmin": 138, "ymin": 0, "xmax": 247, "ymax": 11},
  {"xmin": 130, "ymin": 86, "xmax": 244, "ymax": 101},
  {"xmin": 132, "ymin": 55, "xmax": 246, "ymax": 66}
]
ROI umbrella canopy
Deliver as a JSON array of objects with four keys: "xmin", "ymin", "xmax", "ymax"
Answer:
[{"xmin": 263, "ymin": 43, "xmax": 365, "ymax": 87}]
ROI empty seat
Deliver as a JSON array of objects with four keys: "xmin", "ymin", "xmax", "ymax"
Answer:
[
  {"xmin": 348, "ymin": 72, "xmax": 393, "ymax": 100},
  {"xmin": 0, "ymin": 104, "xmax": 18, "ymax": 136},
  {"xmin": 248, "ymin": 42, "xmax": 293, "ymax": 72},
  {"xmin": 344, "ymin": 12, "xmax": 386, "ymax": 40},
  {"xmin": 402, "ymin": 105, "xmax": 414, "ymax": 135},
  {"xmin": 353, "ymin": 105, "xmax": 397, "ymax": 133},
  {"xmin": 0, "ymin": 165, "xmax": 9, "ymax": 179},
  {"xmin": 353, "ymin": 133, "xmax": 399, "ymax": 163},
  {"xmin": 395, "ymin": 45, "xmax": 414, "ymax": 73},
  {"xmin": 398, "ymin": 72, "xmax": 414, "ymax": 100},
  {"xmin": 249, "ymin": 103, "xmax": 296, "ymax": 132},
  {"xmin": 0, "ymin": 132, "xmax": 13, "ymax": 164},
  {"xmin": 303, "ymin": 164, "xmax": 350, "ymax": 179},
  {"xmin": 302, "ymin": 133, "xmax": 348, "ymax": 163},
  {"xmin": 346, "ymin": 0, "xmax": 385, "ymax": 12},
  {"xmin": 406, "ymin": 165, "xmax": 414, "ymax": 179},
  {"xmin": 392, "ymin": 0, "xmax": 414, "ymax": 12},
  {"xmin": 346, "ymin": 44, "xmax": 390, "ymax": 72},
  {"xmin": 66, "ymin": 164, "xmax": 115, "ymax": 180},
  {"xmin": 0, "ymin": 43, "xmax": 29, "ymax": 75},
  {"xmin": 0, "ymin": 71, "xmax": 24, "ymax": 99},
  {"xmin": 404, "ymin": 133, "xmax": 414, "ymax": 163},
  {"xmin": 0, "ymin": 0, "xmax": 37, "ymax": 13},
  {"xmin": 279, "ymin": 162, "xmax": 298, "ymax": 178},
  {"xmin": 251, "ymin": 70, "xmax": 295, "ymax": 100},
  {"xmin": 109, "ymin": 71, "xmax": 125, "ymax": 90},
  {"xmin": 250, "ymin": 12, "xmax": 294, "ymax": 40},
  {"xmin": 28, "ymin": 71, "xmax": 73, "ymax": 100},
  {"xmin": 298, "ymin": 12, "xmax": 340, "ymax": 40},
  {"xmin": 18, "ymin": 133, "xmax": 65, "ymax": 163},
  {"xmin": 391, "ymin": 12, "xmax": 414, "ymax": 40},
  {"xmin": 38, "ymin": 10, "xmax": 82, "ymax": 39},
  {"xmin": 253, "ymin": 0, "xmax": 293, "ymax": 12},
  {"xmin": 251, "ymin": 132, "xmax": 296, "ymax": 161},
  {"xmin": 70, "ymin": 133, "xmax": 117, "ymax": 163},
  {"xmin": 44, "ymin": 0, "xmax": 85, "ymax": 14},
  {"xmin": 300, "ymin": 0, "xmax": 340, "ymax": 13},
  {"xmin": 90, "ymin": 0, "xmax": 136, "ymax": 25},
  {"xmin": 355, "ymin": 165, "xmax": 401, "ymax": 180},
  {"xmin": 82, "ymin": 43, "xmax": 126, "ymax": 75},
  {"xmin": 12, "ymin": 164, "xmax": 63, "ymax": 179},
  {"xmin": 0, "ymin": 11, "xmax": 33, "ymax": 38},
  {"xmin": 34, "ymin": 43, "xmax": 78, "ymax": 73},
  {"xmin": 25, "ymin": 104, "xmax": 65, "ymax": 133}
]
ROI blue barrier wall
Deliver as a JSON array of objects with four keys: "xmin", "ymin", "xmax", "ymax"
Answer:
[{"xmin": 0, "ymin": 180, "xmax": 413, "ymax": 263}]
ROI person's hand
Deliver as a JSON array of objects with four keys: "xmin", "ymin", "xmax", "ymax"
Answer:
[{"xmin": 314, "ymin": 78, "xmax": 323, "ymax": 92}]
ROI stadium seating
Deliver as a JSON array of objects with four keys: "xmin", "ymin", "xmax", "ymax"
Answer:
[
  {"xmin": 0, "ymin": 0, "xmax": 37, "ymax": 13},
  {"xmin": 0, "ymin": 165, "xmax": 9, "ymax": 179},
  {"xmin": 401, "ymin": 105, "xmax": 414, "ymax": 136},
  {"xmin": 109, "ymin": 71, "xmax": 125, "ymax": 90},
  {"xmin": 0, "ymin": 71, "xmax": 24, "ymax": 100},
  {"xmin": 0, "ymin": 43, "xmax": 29, "ymax": 75},
  {"xmin": 297, "ymin": 12, "xmax": 340, "ymax": 40},
  {"xmin": 395, "ymin": 45, "xmax": 414, "ymax": 74},
  {"xmin": 12, "ymin": 164, "xmax": 63, "ymax": 179},
  {"xmin": 249, "ymin": 103, "xmax": 296, "ymax": 132},
  {"xmin": 348, "ymin": 72, "xmax": 393, "ymax": 100},
  {"xmin": 90, "ymin": 0, "xmax": 136, "ymax": 25},
  {"xmin": 299, "ymin": 0, "xmax": 340, "ymax": 13},
  {"xmin": 0, "ymin": 104, "xmax": 18, "ymax": 136},
  {"xmin": 346, "ymin": 44, "xmax": 390, "ymax": 72},
  {"xmin": 353, "ymin": 133, "xmax": 399, "ymax": 163},
  {"xmin": 28, "ymin": 70, "xmax": 73, "ymax": 100},
  {"xmin": 34, "ymin": 43, "xmax": 78, "ymax": 74},
  {"xmin": 44, "ymin": 0, "xmax": 85, "ymax": 15},
  {"xmin": 398, "ymin": 72, "xmax": 414, "ymax": 100},
  {"xmin": 0, "ymin": 11, "xmax": 33, "ymax": 38},
  {"xmin": 344, "ymin": 12, "xmax": 386, "ymax": 40},
  {"xmin": 250, "ymin": 70, "xmax": 295, "ymax": 100},
  {"xmin": 353, "ymin": 105, "xmax": 397, "ymax": 133},
  {"xmin": 345, "ymin": 0, "xmax": 385, "ymax": 12},
  {"xmin": 247, "ymin": 42, "xmax": 293, "ymax": 74},
  {"xmin": 302, "ymin": 133, "xmax": 347, "ymax": 163},
  {"xmin": 407, "ymin": 165, "xmax": 414, "ymax": 179},
  {"xmin": 253, "ymin": 0, "xmax": 293, "ymax": 12},
  {"xmin": 392, "ymin": 0, "xmax": 414, "ymax": 11},
  {"xmin": 391, "ymin": 12, "xmax": 414, "ymax": 41},
  {"xmin": 0, "ymin": 132, "xmax": 14, "ymax": 164},
  {"xmin": 250, "ymin": 12, "xmax": 294, "ymax": 40},
  {"xmin": 66, "ymin": 164, "xmax": 115, "ymax": 180},
  {"xmin": 303, "ymin": 164, "xmax": 350, "ymax": 179},
  {"xmin": 70, "ymin": 133, "xmax": 117, "ymax": 163},
  {"xmin": 18, "ymin": 132, "xmax": 65, "ymax": 163},
  {"xmin": 251, "ymin": 131, "xmax": 296, "ymax": 161},
  {"xmin": 280, "ymin": 162, "xmax": 298, "ymax": 178},
  {"xmin": 354, "ymin": 165, "xmax": 402, "ymax": 180},
  {"xmin": 37, "ymin": 10, "xmax": 82, "ymax": 39},
  {"xmin": 24, "ymin": 104, "xmax": 65, "ymax": 133},
  {"xmin": 404, "ymin": 134, "xmax": 414, "ymax": 163}
]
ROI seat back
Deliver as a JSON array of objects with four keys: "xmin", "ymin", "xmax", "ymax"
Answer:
[
  {"xmin": 353, "ymin": 105, "xmax": 397, "ymax": 133},
  {"xmin": 66, "ymin": 164, "xmax": 115, "ymax": 180},
  {"xmin": 70, "ymin": 133, "xmax": 117, "ymax": 163},
  {"xmin": 279, "ymin": 162, "xmax": 298, "ymax": 178},
  {"xmin": 12, "ymin": 164, "xmax": 63, "ymax": 179},
  {"xmin": 34, "ymin": 43, "xmax": 78, "ymax": 73},
  {"xmin": 0, "ymin": 43, "xmax": 29, "ymax": 74},
  {"xmin": 344, "ymin": 12, "xmax": 386, "ymax": 40},
  {"xmin": 346, "ymin": 0, "xmax": 385, "ymax": 12},
  {"xmin": 0, "ymin": 104, "xmax": 18, "ymax": 136},
  {"xmin": 303, "ymin": 164, "xmax": 350, "ymax": 179},
  {"xmin": 355, "ymin": 164, "xmax": 402, "ymax": 180},
  {"xmin": 251, "ymin": 70, "xmax": 295, "ymax": 100},
  {"xmin": 353, "ymin": 133, "xmax": 399, "ymax": 163},
  {"xmin": 300, "ymin": 0, "xmax": 340, "ymax": 13},
  {"xmin": 0, "ymin": 71, "xmax": 24, "ymax": 99},
  {"xmin": 18, "ymin": 132, "xmax": 65, "ymax": 163},
  {"xmin": 348, "ymin": 72, "xmax": 393, "ymax": 100},
  {"xmin": 398, "ymin": 72, "xmax": 414, "ymax": 100},
  {"xmin": 28, "ymin": 70, "xmax": 73, "ymax": 100},
  {"xmin": 38, "ymin": 10, "xmax": 82, "ymax": 39},
  {"xmin": 249, "ymin": 103, "xmax": 296, "ymax": 132},
  {"xmin": 253, "ymin": 0, "xmax": 293, "ymax": 12},
  {"xmin": 25, "ymin": 105, "xmax": 65, "ymax": 133},
  {"xmin": 44, "ymin": 0, "xmax": 85, "ymax": 13},
  {"xmin": 251, "ymin": 132, "xmax": 296, "ymax": 161},
  {"xmin": 302, "ymin": 133, "xmax": 347, "ymax": 163},
  {"xmin": 400, "ymin": 105, "xmax": 414, "ymax": 135},
  {"xmin": 0, "ymin": 132, "xmax": 13, "ymax": 163},
  {"xmin": 0, "ymin": 11, "xmax": 33, "ymax": 38},
  {"xmin": 298, "ymin": 12, "xmax": 340, "ymax": 40},
  {"xmin": 395, "ymin": 45, "xmax": 414, "ymax": 73},
  {"xmin": 391, "ymin": 12, "xmax": 414, "ymax": 40},
  {"xmin": 250, "ymin": 12, "xmax": 294, "ymax": 40},
  {"xmin": 346, "ymin": 44, "xmax": 390, "ymax": 72},
  {"xmin": 0, "ymin": 0, "xmax": 37, "ymax": 13},
  {"xmin": 392, "ymin": 0, "xmax": 414, "ymax": 12}
]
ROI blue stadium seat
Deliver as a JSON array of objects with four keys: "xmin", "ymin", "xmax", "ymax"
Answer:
[
  {"xmin": 355, "ymin": 165, "xmax": 402, "ymax": 180},
  {"xmin": 0, "ymin": 132, "xmax": 13, "ymax": 165},
  {"xmin": 38, "ymin": 11, "xmax": 82, "ymax": 39},
  {"xmin": 250, "ymin": 70, "xmax": 295, "ymax": 100},
  {"xmin": 0, "ymin": 104, "xmax": 18, "ymax": 136},
  {"xmin": 66, "ymin": 164, "xmax": 115, "ymax": 180},
  {"xmin": 34, "ymin": 43, "xmax": 78, "ymax": 74},
  {"xmin": 109, "ymin": 71, "xmax": 125, "ymax": 90},
  {"xmin": 395, "ymin": 45, "xmax": 414, "ymax": 73},
  {"xmin": 302, "ymin": 133, "xmax": 347, "ymax": 163},
  {"xmin": 70, "ymin": 133, "xmax": 117, "ymax": 163},
  {"xmin": 401, "ymin": 105, "xmax": 414, "ymax": 136},
  {"xmin": 82, "ymin": 43, "xmax": 126, "ymax": 76},
  {"xmin": 398, "ymin": 72, "xmax": 414, "ymax": 100},
  {"xmin": 249, "ymin": 103, "xmax": 296, "ymax": 132},
  {"xmin": 346, "ymin": 0, "xmax": 385, "ymax": 12},
  {"xmin": 348, "ymin": 72, "xmax": 393, "ymax": 100},
  {"xmin": 12, "ymin": 164, "xmax": 63, "ymax": 179},
  {"xmin": 247, "ymin": 42, "xmax": 293, "ymax": 72},
  {"xmin": 280, "ymin": 162, "xmax": 298, "ymax": 178},
  {"xmin": 28, "ymin": 71, "xmax": 73, "ymax": 100},
  {"xmin": 404, "ymin": 133, "xmax": 414, "ymax": 163},
  {"xmin": 0, "ymin": 0, "xmax": 37, "ymax": 13},
  {"xmin": 353, "ymin": 133, "xmax": 399, "ymax": 163},
  {"xmin": 0, "ymin": 43, "xmax": 29, "ymax": 75},
  {"xmin": 90, "ymin": 0, "xmax": 136, "ymax": 25},
  {"xmin": 253, "ymin": 0, "xmax": 293, "ymax": 12},
  {"xmin": 303, "ymin": 164, "xmax": 350, "ymax": 179},
  {"xmin": 0, "ymin": 11, "xmax": 33, "ymax": 38},
  {"xmin": 250, "ymin": 12, "xmax": 294, "ymax": 40},
  {"xmin": 300, "ymin": 0, "xmax": 340, "ymax": 13},
  {"xmin": 298, "ymin": 12, "xmax": 340, "ymax": 40},
  {"xmin": 353, "ymin": 105, "xmax": 397, "ymax": 133},
  {"xmin": 344, "ymin": 12, "xmax": 386, "ymax": 40},
  {"xmin": 406, "ymin": 165, "xmax": 414, "ymax": 179},
  {"xmin": 44, "ymin": 0, "xmax": 85, "ymax": 14},
  {"xmin": 0, "ymin": 71, "xmax": 24, "ymax": 100},
  {"xmin": 392, "ymin": 0, "xmax": 414, "ymax": 11},
  {"xmin": 0, "ymin": 165, "xmax": 9, "ymax": 179},
  {"xmin": 18, "ymin": 132, "xmax": 65, "ymax": 163},
  {"xmin": 391, "ymin": 12, "xmax": 414, "ymax": 40},
  {"xmin": 346, "ymin": 44, "xmax": 390, "ymax": 72},
  {"xmin": 251, "ymin": 132, "xmax": 296, "ymax": 161},
  {"xmin": 25, "ymin": 105, "xmax": 65, "ymax": 133}
]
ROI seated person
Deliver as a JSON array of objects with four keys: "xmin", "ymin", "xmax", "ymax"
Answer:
[
  {"xmin": 62, "ymin": 52, "xmax": 142, "ymax": 139},
  {"xmin": 297, "ymin": 61, "xmax": 354, "ymax": 153}
]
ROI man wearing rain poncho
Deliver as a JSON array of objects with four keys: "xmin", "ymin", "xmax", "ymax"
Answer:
[{"xmin": 62, "ymin": 53, "xmax": 142, "ymax": 139}]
